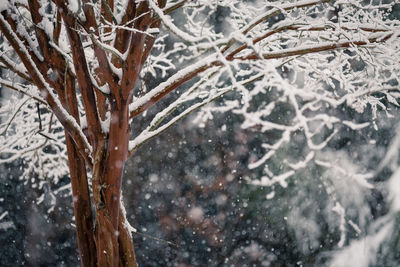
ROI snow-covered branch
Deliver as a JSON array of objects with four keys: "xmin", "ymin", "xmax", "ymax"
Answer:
[{"xmin": 0, "ymin": 12, "xmax": 93, "ymax": 168}]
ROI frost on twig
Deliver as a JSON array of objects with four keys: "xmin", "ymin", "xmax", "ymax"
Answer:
[{"xmin": 0, "ymin": 95, "xmax": 69, "ymax": 183}]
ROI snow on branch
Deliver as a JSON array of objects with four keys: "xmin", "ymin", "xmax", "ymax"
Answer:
[
  {"xmin": 0, "ymin": 96, "xmax": 69, "ymax": 182},
  {"xmin": 129, "ymin": 55, "xmax": 219, "ymax": 118},
  {"xmin": 0, "ymin": 12, "xmax": 93, "ymax": 167},
  {"xmin": 236, "ymin": 33, "xmax": 398, "ymax": 61},
  {"xmin": 129, "ymin": 67, "xmax": 237, "ymax": 153},
  {"xmin": 149, "ymin": 0, "xmax": 207, "ymax": 43}
]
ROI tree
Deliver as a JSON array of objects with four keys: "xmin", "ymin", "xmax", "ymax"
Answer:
[{"xmin": 0, "ymin": 0, "xmax": 399, "ymax": 266}]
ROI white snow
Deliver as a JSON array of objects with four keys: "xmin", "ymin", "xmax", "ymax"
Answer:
[
  {"xmin": 329, "ymin": 220, "xmax": 394, "ymax": 267},
  {"xmin": 0, "ymin": 2, "xmax": 8, "ymax": 12},
  {"xmin": 68, "ymin": 0, "xmax": 80, "ymax": 13}
]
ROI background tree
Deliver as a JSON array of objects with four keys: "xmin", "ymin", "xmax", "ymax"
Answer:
[{"xmin": 0, "ymin": 0, "xmax": 399, "ymax": 266}]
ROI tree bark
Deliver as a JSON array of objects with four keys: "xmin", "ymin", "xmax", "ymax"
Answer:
[
  {"xmin": 63, "ymin": 71, "xmax": 97, "ymax": 266},
  {"xmin": 65, "ymin": 135, "xmax": 97, "ymax": 267},
  {"xmin": 118, "ymin": 204, "xmax": 138, "ymax": 267},
  {"xmin": 90, "ymin": 96, "xmax": 135, "ymax": 266}
]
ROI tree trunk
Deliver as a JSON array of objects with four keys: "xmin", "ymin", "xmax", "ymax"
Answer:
[
  {"xmin": 62, "ymin": 71, "xmax": 98, "ymax": 266},
  {"xmin": 118, "ymin": 204, "xmax": 137, "ymax": 267},
  {"xmin": 65, "ymin": 135, "xmax": 97, "ymax": 267},
  {"xmin": 89, "ymin": 97, "xmax": 136, "ymax": 266}
]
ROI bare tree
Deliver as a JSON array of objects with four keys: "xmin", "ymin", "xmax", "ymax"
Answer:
[{"xmin": 0, "ymin": 0, "xmax": 399, "ymax": 266}]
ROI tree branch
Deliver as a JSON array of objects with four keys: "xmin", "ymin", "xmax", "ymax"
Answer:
[
  {"xmin": 120, "ymin": 1, "xmax": 151, "ymax": 99},
  {"xmin": 114, "ymin": 0, "xmax": 136, "ymax": 57},
  {"xmin": 163, "ymin": 0, "xmax": 186, "ymax": 15},
  {"xmin": 1, "ymin": 8, "xmax": 43, "ymax": 71},
  {"xmin": 221, "ymin": 0, "xmax": 335, "ymax": 53},
  {"xmin": 0, "ymin": 55, "xmax": 31, "ymax": 81},
  {"xmin": 55, "ymin": 5, "xmax": 103, "ymax": 149},
  {"xmin": 0, "ymin": 79, "xmax": 46, "ymax": 104},
  {"xmin": 129, "ymin": 57, "xmax": 220, "ymax": 118},
  {"xmin": 234, "ymin": 32, "xmax": 397, "ymax": 61},
  {"xmin": 226, "ymin": 23, "xmax": 392, "ymax": 59}
]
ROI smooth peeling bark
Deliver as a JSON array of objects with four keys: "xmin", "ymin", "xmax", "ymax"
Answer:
[
  {"xmin": 118, "ymin": 204, "xmax": 137, "ymax": 267},
  {"xmin": 92, "ymin": 139, "xmax": 119, "ymax": 266},
  {"xmin": 91, "ymin": 96, "xmax": 133, "ymax": 266},
  {"xmin": 59, "ymin": 10, "xmax": 102, "ymax": 150},
  {"xmin": 104, "ymin": 97, "xmax": 130, "ymax": 228},
  {"xmin": 95, "ymin": 209, "xmax": 119, "ymax": 266},
  {"xmin": 62, "ymin": 74, "xmax": 97, "ymax": 267},
  {"xmin": 65, "ymin": 135, "xmax": 97, "ymax": 267}
]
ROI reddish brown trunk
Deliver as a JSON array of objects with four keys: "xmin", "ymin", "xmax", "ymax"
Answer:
[
  {"xmin": 118, "ymin": 205, "xmax": 137, "ymax": 267},
  {"xmin": 1, "ymin": 2, "xmax": 155, "ymax": 266},
  {"xmin": 105, "ymin": 98, "xmax": 130, "ymax": 225},
  {"xmin": 65, "ymin": 135, "xmax": 97, "ymax": 267},
  {"xmin": 90, "ymin": 96, "xmax": 134, "ymax": 266},
  {"xmin": 62, "ymin": 72, "xmax": 97, "ymax": 266}
]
